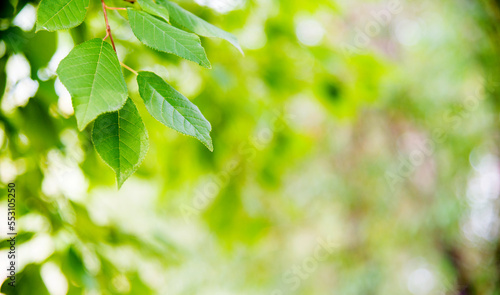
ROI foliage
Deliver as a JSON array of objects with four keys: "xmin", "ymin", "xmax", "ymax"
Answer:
[
  {"xmin": 2, "ymin": 0, "xmax": 500, "ymax": 294},
  {"xmin": 39, "ymin": 0, "xmax": 240, "ymax": 186},
  {"xmin": 92, "ymin": 98, "xmax": 149, "ymax": 188},
  {"xmin": 36, "ymin": 0, "xmax": 90, "ymax": 32},
  {"xmin": 57, "ymin": 38, "xmax": 128, "ymax": 130},
  {"xmin": 137, "ymin": 71, "xmax": 213, "ymax": 151}
]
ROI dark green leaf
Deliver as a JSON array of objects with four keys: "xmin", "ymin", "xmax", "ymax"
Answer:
[
  {"xmin": 137, "ymin": 71, "xmax": 213, "ymax": 151},
  {"xmin": 92, "ymin": 98, "xmax": 149, "ymax": 188}
]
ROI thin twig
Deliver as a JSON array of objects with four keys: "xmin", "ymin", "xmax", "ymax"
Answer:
[
  {"xmin": 101, "ymin": 0, "xmax": 116, "ymax": 52},
  {"xmin": 121, "ymin": 62, "xmax": 138, "ymax": 75},
  {"xmin": 102, "ymin": 0, "xmax": 135, "ymax": 75},
  {"xmin": 105, "ymin": 6, "xmax": 127, "ymax": 10}
]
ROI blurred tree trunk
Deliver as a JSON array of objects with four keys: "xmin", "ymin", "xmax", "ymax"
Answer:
[{"xmin": 478, "ymin": 0, "xmax": 500, "ymax": 293}]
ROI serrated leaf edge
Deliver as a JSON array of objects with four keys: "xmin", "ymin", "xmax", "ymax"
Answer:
[
  {"xmin": 36, "ymin": 0, "xmax": 90, "ymax": 32},
  {"xmin": 127, "ymin": 8, "xmax": 212, "ymax": 69},
  {"xmin": 91, "ymin": 100, "xmax": 150, "ymax": 188}
]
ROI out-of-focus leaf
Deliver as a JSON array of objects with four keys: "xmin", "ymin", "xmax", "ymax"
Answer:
[
  {"xmin": 0, "ymin": 232, "xmax": 34, "ymax": 249},
  {"xmin": 137, "ymin": 71, "xmax": 213, "ymax": 151},
  {"xmin": 57, "ymin": 38, "xmax": 128, "ymax": 130},
  {"xmin": 0, "ymin": 27, "xmax": 29, "ymax": 53},
  {"xmin": 1, "ymin": 264, "xmax": 49, "ymax": 294},
  {"xmin": 18, "ymin": 98, "xmax": 61, "ymax": 152},
  {"xmin": 92, "ymin": 98, "xmax": 149, "ymax": 188},
  {"xmin": 25, "ymin": 30, "xmax": 57, "ymax": 77},
  {"xmin": 0, "ymin": 0, "xmax": 14, "ymax": 18},
  {"xmin": 36, "ymin": 0, "xmax": 90, "ymax": 32},
  {"xmin": 161, "ymin": 0, "xmax": 242, "ymax": 53},
  {"xmin": 127, "ymin": 9, "xmax": 211, "ymax": 68}
]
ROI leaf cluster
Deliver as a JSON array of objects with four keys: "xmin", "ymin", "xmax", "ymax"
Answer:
[{"xmin": 36, "ymin": 0, "xmax": 242, "ymax": 187}]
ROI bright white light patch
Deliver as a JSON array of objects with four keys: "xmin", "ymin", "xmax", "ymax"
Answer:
[
  {"xmin": 240, "ymin": 24, "xmax": 267, "ymax": 50},
  {"xmin": 55, "ymin": 78, "xmax": 74, "ymax": 116},
  {"xmin": 41, "ymin": 262, "xmax": 68, "ymax": 295},
  {"xmin": 2, "ymin": 54, "xmax": 39, "ymax": 112},
  {"xmin": 13, "ymin": 78, "xmax": 38, "ymax": 105},
  {"xmin": 0, "ymin": 159, "xmax": 17, "ymax": 183},
  {"xmin": 195, "ymin": 0, "xmax": 245, "ymax": 14},
  {"xmin": 13, "ymin": 4, "xmax": 36, "ymax": 32},
  {"xmin": 407, "ymin": 267, "xmax": 436, "ymax": 295},
  {"xmin": 42, "ymin": 149, "xmax": 88, "ymax": 201},
  {"xmin": 6, "ymin": 54, "xmax": 30, "ymax": 83},
  {"xmin": 296, "ymin": 19, "xmax": 325, "ymax": 47},
  {"xmin": 463, "ymin": 154, "xmax": 500, "ymax": 242},
  {"xmin": 48, "ymin": 31, "xmax": 75, "ymax": 75},
  {"xmin": 395, "ymin": 19, "xmax": 422, "ymax": 46},
  {"xmin": 18, "ymin": 234, "xmax": 55, "ymax": 270}
]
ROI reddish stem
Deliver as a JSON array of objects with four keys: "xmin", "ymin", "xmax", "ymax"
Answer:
[
  {"xmin": 101, "ymin": 0, "xmax": 139, "ymax": 74},
  {"xmin": 101, "ymin": 0, "xmax": 116, "ymax": 52}
]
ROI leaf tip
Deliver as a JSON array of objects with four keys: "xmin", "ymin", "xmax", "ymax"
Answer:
[
  {"xmin": 230, "ymin": 40, "xmax": 244, "ymax": 55},
  {"xmin": 237, "ymin": 45, "xmax": 244, "ymax": 56},
  {"xmin": 205, "ymin": 139, "xmax": 214, "ymax": 152},
  {"xmin": 35, "ymin": 23, "xmax": 46, "ymax": 33},
  {"xmin": 202, "ymin": 62, "xmax": 212, "ymax": 69},
  {"xmin": 117, "ymin": 177, "xmax": 126, "ymax": 189},
  {"xmin": 76, "ymin": 121, "xmax": 87, "ymax": 132}
]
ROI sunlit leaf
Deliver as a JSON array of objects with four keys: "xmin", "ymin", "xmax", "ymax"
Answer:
[
  {"xmin": 137, "ymin": 71, "xmax": 213, "ymax": 151},
  {"xmin": 36, "ymin": 0, "xmax": 90, "ymax": 32},
  {"xmin": 161, "ymin": 0, "xmax": 242, "ymax": 53},
  {"xmin": 57, "ymin": 38, "xmax": 128, "ymax": 130},
  {"xmin": 137, "ymin": 0, "xmax": 170, "ymax": 22},
  {"xmin": 92, "ymin": 98, "xmax": 149, "ymax": 188},
  {"xmin": 127, "ymin": 9, "xmax": 211, "ymax": 68}
]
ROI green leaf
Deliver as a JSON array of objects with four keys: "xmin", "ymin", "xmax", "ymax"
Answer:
[
  {"xmin": 160, "ymin": 0, "xmax": 243, "ymax": 53},
  {"xmin": 137, "ymin": 0, "xmax": 170, "ymax": 22},
  {"xmin": 57, "ymin": 38, "xmax": 128, "ymax": 130},
  {"xmin": 137, "ymin": 71, "xmax": 213, "ymax": 151},
  {"xmin": 127, "ymin": 9, "xmax": 211, "ymax": 68},
  {"xmin": 92, "ymin": 98, "xmax": 149, "ymax": 188},
  {"xmin": 36, "ymin": 0, "xmax": 90, "ymax": 32}
]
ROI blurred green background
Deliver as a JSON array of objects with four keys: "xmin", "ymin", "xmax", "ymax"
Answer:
[{"xmin": 2, "ymin": 0, "xmax": 500, "ymax": 294}]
